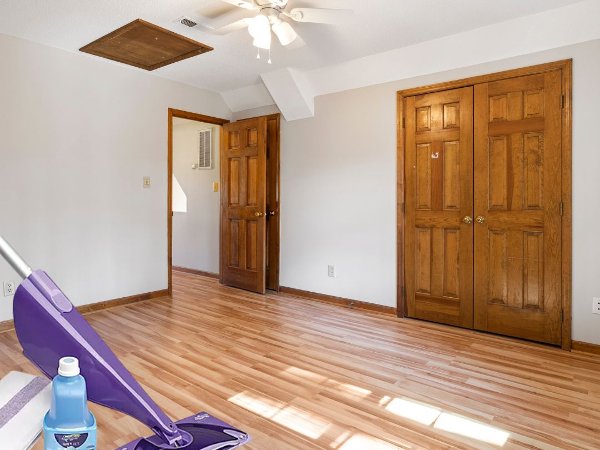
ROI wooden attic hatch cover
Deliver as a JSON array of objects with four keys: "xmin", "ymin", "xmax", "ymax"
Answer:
[{"xmin": 80, "ymin": 19, "xmax": 213, "ymax": 71}]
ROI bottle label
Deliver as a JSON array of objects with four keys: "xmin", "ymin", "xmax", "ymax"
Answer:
[{"xmin": 54, "ymin": 433, "xmax": 89, "ymax": 448}]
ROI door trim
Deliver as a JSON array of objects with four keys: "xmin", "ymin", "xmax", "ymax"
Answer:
[
  {"xmin": 396, "ymin": 59, "xmax": 573, "ymax": 350},
  {"xmin": 167, "ymin": 108, "xmax": 229, "ymax": 296},
  {"xmin": 265, "ymin": 113, "xmax": 281, "ymax": 291}
]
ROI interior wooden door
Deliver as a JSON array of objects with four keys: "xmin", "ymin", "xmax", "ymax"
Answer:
[
  {"xmin": 221, "ymin": 117, "xmax": 268, "ymax": 293},
  {"xmin": 473, "ymin": 71, "xmax": 563, "ymax": 344},
  {"xmin": 405, "ymin": 87, "xmax": 474, "ymax": 328}
]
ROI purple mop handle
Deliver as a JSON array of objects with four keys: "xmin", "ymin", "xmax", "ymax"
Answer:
[{"xmin": 0, "ymin": 235, "xmax": 32, "ymax": 280}]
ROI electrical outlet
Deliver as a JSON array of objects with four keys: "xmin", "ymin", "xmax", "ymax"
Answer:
[
  {"xmin": 3, "ymin": 281, "xmax": 16, "ymax": 297},
  {"xmin": 143, "ymin": 176, "xmax": 152, "ymax": 188},
  {"xmin": 593, "ymin": 297, "xmax": 600, "ymax": 315},
  {"xmin": 328, "ymin": 265, "xmax": 336, "ymax": 278}
]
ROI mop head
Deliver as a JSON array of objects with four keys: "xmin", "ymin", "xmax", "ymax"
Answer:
[
  {"xmin": 116, "ymin": 412, "xmax": 250, "ymax": 450},
  {"xmin": 0, "ymin": 371, "xmax": 51, "ymax": 450}
]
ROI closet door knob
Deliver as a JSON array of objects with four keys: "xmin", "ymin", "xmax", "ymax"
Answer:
[
  {"xmin": 255, "ymin": 212, "xmax": 265, "ymax": 217},
  {"xmin": 462, "ymin": 216, "xmax": 473, "ymax": 224},
  {"xmin": 476, "ymin": 216, "xmax": 486, "ymax": 224}
]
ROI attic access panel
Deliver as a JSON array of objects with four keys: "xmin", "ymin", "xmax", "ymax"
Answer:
[{"xmin": 80, "ymin": 19, "xmax": 213, "ymax": 71}]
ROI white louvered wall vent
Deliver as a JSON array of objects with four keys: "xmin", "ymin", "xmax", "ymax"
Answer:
[{"xmin": 194, "ymin": 129, "xmax": 213, "ymax": 170}]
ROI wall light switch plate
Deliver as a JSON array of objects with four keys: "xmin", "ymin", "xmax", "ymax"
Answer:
[
  {"xmin": 328, "ymin": 265, "xmax": 336, "ymax": 278},
  {"xmin": 143, "ymin": 176, "xmax": 151, "ymax": 188},
  {"xmin": 3, "ymin": 281, "xmax": 16, "ymax": 297},
  {"xmin": 213, "ymin": 181, "xmax": 219, "ymax": 193},
  {"xmin": 593, "ymin": 297, "xmax": 600, "ymax": 315}
]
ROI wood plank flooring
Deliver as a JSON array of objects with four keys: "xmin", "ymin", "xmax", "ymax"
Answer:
[{"xmin": 1, "ymin": 271, "xmax": 599, "ymax": 449}]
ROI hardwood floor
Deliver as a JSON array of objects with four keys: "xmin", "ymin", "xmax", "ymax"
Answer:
[{"xmin": 1, "ymin": 271, "xmax": 599, "ymax": 449}]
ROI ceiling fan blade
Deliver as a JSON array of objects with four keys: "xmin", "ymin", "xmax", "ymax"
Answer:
[
  {"xmin": 191, "ymin": 9, "xmax": 255, "ymax": 35},
  {"xmin": 217, "ymin": 0, "xmax": 258, "ymax": 9},
  {"xmin": 211, "ymin": 17, "xmax": 254, "ymax": 35},
  {"xmin": 287, "ymin": 8, "xmax": 353, "ymax": 24},
  {"xmin": 290, "ymin": 0, "xmax": 354, "ymax": 9}
]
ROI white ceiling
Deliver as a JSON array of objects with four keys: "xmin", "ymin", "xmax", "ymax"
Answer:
[{"xmin": 0, "ymin": 0, "xmax": 585, "ymax": 93}]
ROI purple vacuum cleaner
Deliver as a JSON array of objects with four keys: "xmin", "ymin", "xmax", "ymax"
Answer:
[{"xmin": 0, "ymin": 235, "xmax": 250, "ymax": 450}]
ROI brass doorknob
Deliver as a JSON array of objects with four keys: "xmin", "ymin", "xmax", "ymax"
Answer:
[
  {"xmin": 463, "ymin": 216, "xmax": 473, "ymax": 224},
  {"xmin": 255, "ymin": 212, "xmax": 265, "ymax": 217},
  {"xmin": 269, "ymin": 211, "xmax": 277, "ymax": 216},
  {"xmin": 476, "ymin": 216, "xmax": 486, "ymax": 224}
]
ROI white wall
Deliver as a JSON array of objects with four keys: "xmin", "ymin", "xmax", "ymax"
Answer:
[
  {"xmin": 172, "ymin": 119, "xmax": 220, "ymax": 273},
  {"xmin": 0, "ymin": 34, "xmax": 230, "ymax": 322},
  {"xmin": 232, "ymin": 105, "xmax": 280, "ymax": 121},
  {"xmin": 2, "ymin": 33, "xmax": 598, "ymax": 347},
  {"xmin": 276, "ymin": 39, "xmax": 600, "ymax": 345}
]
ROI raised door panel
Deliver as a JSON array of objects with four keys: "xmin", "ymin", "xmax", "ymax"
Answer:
[
  {"xmin": 405, "ymin": 87, "xmax": 474, "ymax": 328},
  {"xmin": 221, "ymin": 117, "xmax": 267, "ymax": 293},
  {"xmin": 474, "ymin": 71, "xmax": 562, "ymax": 345}
]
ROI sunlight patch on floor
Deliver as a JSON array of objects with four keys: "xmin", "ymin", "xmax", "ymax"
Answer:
[
  {"xmin": 385, "ymin": 397, "xmax": 441, "ymax": 425},
  {"xmin": 234, "ymin": 365, "xmax": 510, "ymax": 448},
  {"xmin": 329, "ymin": 381, "xmax": 372, "ymax": 398},
  {"xmin": 338, "ymin": 433, "xmax": 400, "ymax": 450},
  {"xmin": 283, "ymin": 366, "xmax": 372, "ymax": 400},
  {"xmin": 330, "ymin": 431, "xmax": 352, "ymax": 448},
  {"xmin": 229, "ymin": 390, "xmax": 330, "ymax": 439},
  {"xmin": 228, "ymin": 390, "xmax": 284, "ymax": 418},
  {"xmin": 379, "ymin": 395, "xmax": 391, "ymax": 406},
  {"xmin": 434, "ymin": 412, "xmax": 510, "ymax": 446},
  {"xmin": 272, "ymin": 405, "xmax": 331, "ymax": 439},
  {"xmin": 283, "ymin": 366, "xmax": 329, "ymax": 383},
  {"xmin": 382, "ymin": 396, "xmax": 510, "ymax": 447}
]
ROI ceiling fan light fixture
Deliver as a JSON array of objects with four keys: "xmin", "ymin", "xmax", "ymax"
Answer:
[
  {"xmin": 252, "ymin": 34, "xmax": 272, "ymax": 50},
  {"xmin": 248, "ymin": 14, "xmax": 270, "ymax": 39},
  {"xmin": 249, "ymin": 14, "xmax": 272, "ymax": 50},
  {"xmin": 272, "ymin": 20, "xmax": 297, "ymax": 46}
]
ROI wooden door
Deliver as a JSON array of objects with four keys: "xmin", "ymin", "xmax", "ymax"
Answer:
[
  {"xmin": 405, "ymin": 87, "xmax": 474, "ymax": 328},
  {"xmin": 474, "ymin": 71, "xmax": 563, "ymax": 344},
  {"xmin": 221, "ymin": 117, "xmax": 268, "ymax": 293}
]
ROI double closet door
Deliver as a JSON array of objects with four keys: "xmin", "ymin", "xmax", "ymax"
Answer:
[{"xmin": 404, "ymin": 70, "xmax": 564, "ymax": 345}]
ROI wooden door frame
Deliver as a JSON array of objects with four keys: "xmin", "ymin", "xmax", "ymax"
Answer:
[
  {"xmin": 396, "ymin": 59, "xmax": 573, "ymax": 350},
  {"xmin": 267, "ymin": 113, "xmax": 281, "ymax": 291},
  {"xmin": 167, "ymin": 108, "xmax": 229, "ymax": 295}
]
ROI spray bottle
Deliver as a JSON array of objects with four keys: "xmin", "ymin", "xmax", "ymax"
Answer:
[{"xmin": 43, "ymin": 356, "xmax": 97, "ymax": 450}]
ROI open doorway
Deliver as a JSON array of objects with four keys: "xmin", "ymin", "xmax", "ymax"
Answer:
[
  {"xmin": 172, "ymin": 117, "xmax": 221, "ymax": 275},
  {"xmin": 167, "ymin": 109, "xmax": 228, "ymax": 294},
  {"xmin": 167, "ymin": 109, "xmax": 281, "ymax": 296}
]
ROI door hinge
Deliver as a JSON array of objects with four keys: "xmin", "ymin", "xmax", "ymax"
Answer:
[
  {"xmin": 559, "ymin": 201, "xmax": 564, "ymax": 217},
  {"xmin": 561, "ymin": 95, "xmax": 565, "ymax": 109},
  {"xmin": 402, "ymin": 118, "xmax": 405, "ymax": 129}
]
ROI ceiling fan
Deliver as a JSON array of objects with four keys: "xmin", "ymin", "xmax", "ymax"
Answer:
[{"xmin": 181, "ymin": 0, "xmax": 353, "ymax": 60}]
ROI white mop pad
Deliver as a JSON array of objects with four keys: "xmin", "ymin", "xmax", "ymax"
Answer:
[{"xmin": 0, "ymin": 371, "xmax": 51, "ymax": 450}]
